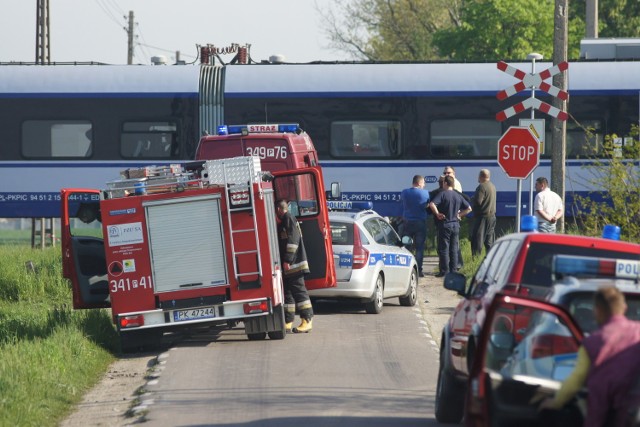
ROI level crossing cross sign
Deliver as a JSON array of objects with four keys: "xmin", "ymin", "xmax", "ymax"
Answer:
[
  {"xmin": 495, "ymin": 60, "xmax": 569, "ymax": 122},
  {"xmin": 497, "ymin": 126, "xmax": 540, "ymax": 179}
]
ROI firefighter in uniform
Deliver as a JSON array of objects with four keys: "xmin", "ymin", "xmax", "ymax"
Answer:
[{"xmin": 276, "ymin": 199, "xmax": 314, "ymax": 333}]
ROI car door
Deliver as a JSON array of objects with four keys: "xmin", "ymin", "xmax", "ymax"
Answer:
[
  {"xmin": 449, "ymin": 240, "xmax": 505, "ymax": 372},
  {"xmin": 330, "ymin": 219, "xmax": 354, "ymax": 282},
  {"xmin": 61, "ymin": 189, "xmax": 110, "ymax": 309},
  {"xmin": 466, "ymin": 293, "xmax": 584, "ymax": 427},
  {"xmin": 272, "ymin": 168, "xmax": 336, "ymax": 290},
  {"xmin": 378, "ymin": 217, "xmax": 412, "ymax": 295}
]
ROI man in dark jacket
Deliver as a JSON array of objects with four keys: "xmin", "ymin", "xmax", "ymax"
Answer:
[
  {"xmin": 276, "ymin": 199, "xmax": 313, "ymax": 333},
  {"xmin": 428, "ymin": 175, "xmax": 472, "ymax": 277},
  {"xmin": 470, "ymin": 169, "xmax": 496, "ymax": 256}
]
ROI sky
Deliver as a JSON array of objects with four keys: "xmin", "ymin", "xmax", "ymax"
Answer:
[{"xmin": 1, "ymin": 0, "xmax": 351, "ymax": 65}]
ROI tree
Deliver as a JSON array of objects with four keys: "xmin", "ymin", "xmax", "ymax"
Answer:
[
  {"xmin": 570, "ymin": 126, "xmax": 640, "ymax": 243},
  {"xmin": 317, "ymin": 0, "xmax": 459, "ymax": 61},
  {"xmin": 433, "ymin": 0, "xmax": 565, "ymax": 60},
  {"xmin": 321, "ymin": 0, "xmax": 640, "ymax": 62},
  {"xmin": 572, "ymin": 0, "xmax": 640, "ymax": 38}
]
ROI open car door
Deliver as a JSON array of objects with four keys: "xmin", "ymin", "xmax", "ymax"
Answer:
[
  {"xmin": 272, "ymin": 168, "xmax": 336, "ymax": 291},
  {"xmin": 466, "ymin": 293, "xmax": 585, "ymax": 427},
  {"xmin": 61, "ymin": 189, "xmax": 110, "ymax": 309}
]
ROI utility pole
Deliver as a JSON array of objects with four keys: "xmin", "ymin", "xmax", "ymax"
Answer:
[
  {"xmin": 35, "ymin": 0, "xmax": 50, "ymax": 64},
  {"xmin": 127, "ymin": 11, "xmax": 134, "ymax": 64},
  {"xmin": 551, "ymin": 0, "xmax": 569, "ymax": 232},
  {"xmin": 586, "ymin": 0, "xmax": 598, "ymax": 38}
]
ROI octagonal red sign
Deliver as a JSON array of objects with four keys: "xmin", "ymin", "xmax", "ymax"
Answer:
[{"xmin": 497, "ymin": 126, "xmax": 540, "ymax": 179}]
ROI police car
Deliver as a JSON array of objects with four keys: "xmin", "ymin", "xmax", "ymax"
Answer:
[
  {"xmin": 465, "ymin": 254, "xmax": 640, "ymax": 427},
  {"xmin": 308, "ymin": 201, "xmax": 418, "ymax": 313},
  {"xmin": 499, "ymin": 254, "xmax": 640, "ymax": 381}
]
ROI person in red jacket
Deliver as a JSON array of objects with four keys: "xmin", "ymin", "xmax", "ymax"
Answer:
[{"xmin": 540, "ymin": 286, "xmax": 640, "ymax": 426}]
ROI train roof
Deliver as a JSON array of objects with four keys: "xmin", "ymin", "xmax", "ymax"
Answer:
[
  {"xmin": 223, "ymin": 61, "xmax": 640, "ymax": 97},
  {"xmin": 0, "ymin": 61, "xmax": 639, "ymax": 97},
  {"xmin": 0, "ymin": 64, "xmax": 200, "ymax": 97}
]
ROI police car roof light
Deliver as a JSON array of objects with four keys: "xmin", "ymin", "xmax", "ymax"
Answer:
[
  {"xmin": 553, "ymin": 254, "xmax": 640, "ymax": 280},
  {"xmin": 218, "ymin": 123, "xmax": 300, "ymax": 136}
]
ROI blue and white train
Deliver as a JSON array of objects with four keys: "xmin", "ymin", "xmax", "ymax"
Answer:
[{"xmin": 0, "ymin": 60, "xmax": 638, "ymax": 219}]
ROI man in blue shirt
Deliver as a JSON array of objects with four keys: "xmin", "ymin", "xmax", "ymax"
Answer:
[{"xmin": 401, "ymin": 175, "xmax": 430, "ymax": 277}]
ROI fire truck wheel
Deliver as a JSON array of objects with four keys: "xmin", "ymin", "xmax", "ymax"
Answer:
[
  {"xmin": 268, "ymin": 329, "xmax": 286, "ymax": 340},
  {"xmin": 247, "ymin": 332, "xmax": 267, "ymax": 340}
]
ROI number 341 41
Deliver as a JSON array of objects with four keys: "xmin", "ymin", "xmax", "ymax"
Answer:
[{"xmin": 110, "ymin": 276, "xmax": 152, "ymax": 293}]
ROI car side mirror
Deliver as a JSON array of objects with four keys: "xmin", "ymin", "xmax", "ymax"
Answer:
[
  {"xmin": 401, "ymin": 235, "xmax": 413, "ymax": 247},
  {"xmin": 443, "ymin": 272, "xmax": 467, "ymax": 296}
]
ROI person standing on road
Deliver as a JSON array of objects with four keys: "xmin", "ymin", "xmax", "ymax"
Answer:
[
  {"xmin": 276, "ymin": 199, "xmax": 314, "ymax": 333},
  {"xmin": 540, "ymin": 286, "xmax": 640, "ymax": 426},
  {"xmin": 401, "ymin": 175, "xmax": 430, "ymax": 278},
  {"xmin": 534, "ymin": 176, "xmax": 563, "ymax": 233},
  {"xmin": 470, "ymin": 169, "xmax": 496, "ymax": 256},
  {"xmin": 443, "ymin": 166, "xmax": 467, "ymax": 270},
  {"xmin": 428, "ymin": 175, "xmax": 472, "ymax": 277},
  {"xmin": 443, "ymin": 166, "xmax": 463, "ymax": 193}
]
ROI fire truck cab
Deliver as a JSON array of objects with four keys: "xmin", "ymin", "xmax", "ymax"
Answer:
[
  {"xmin": 196, "ymin": 123, "xmax": 337, "ymax": 291},
  {"xmin": 61, "ymin": 151, "xmax": 336, "ymax": 352}
]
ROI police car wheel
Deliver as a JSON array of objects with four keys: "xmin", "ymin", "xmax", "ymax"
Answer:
[
  {"xmin": 365, "ymin": 274, "xmax": 384, "ymax": 314},
  {"xmin": 399, "ymin": 269, "xmax": 418, "ymax": 307}
]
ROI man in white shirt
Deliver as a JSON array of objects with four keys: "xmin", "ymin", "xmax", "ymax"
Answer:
[{"xmin": 534, "ymin": 176, "xmax": 563, "ymax": 233}]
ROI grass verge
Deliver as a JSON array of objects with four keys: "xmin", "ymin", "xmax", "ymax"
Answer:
[{"xmin": 0, "ymin": 243, "xmax": 118, "ymax": 426}]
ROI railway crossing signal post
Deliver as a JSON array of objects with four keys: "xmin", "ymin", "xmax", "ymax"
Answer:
[
  {"xmin": 497, "ymin": 126, "xmax": 540, "ymax": 232},
  {"xmin": 496, "ymin": 59, "xmax": 569, "ymax": 232}
]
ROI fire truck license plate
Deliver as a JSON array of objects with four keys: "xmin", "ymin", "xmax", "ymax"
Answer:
[{"xmin": 173, "ymin": 307, "xmax": 216, "ymax": 322}]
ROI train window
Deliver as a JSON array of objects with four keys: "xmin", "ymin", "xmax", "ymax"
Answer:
[
  {"xmin": 22, "ymin": 120, "xmax": 93, "ymax": 158},
  {"xmin": 565, "ymin": 120, "xmax": 603, "ymax": 158},
  {"xmin": 120, "ymin": 121, "xmax": 178, "ymax": 159},
  {"xmin": 430, "ymin": 119, "xmax": 501, "ymax": 158},
  {"xmin": 330, "ymin": 121, "xmax": 401, "ymax": 158}
]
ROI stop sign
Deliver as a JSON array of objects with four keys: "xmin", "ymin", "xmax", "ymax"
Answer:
[{"xmin": 497, "ymin": 126, "xmax": 540, "ymax": 179}]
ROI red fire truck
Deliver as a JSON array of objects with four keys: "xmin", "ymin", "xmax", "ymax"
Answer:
[{"xmin": 61, "ymin": 142, "xmax": 336, "ymax": 351}]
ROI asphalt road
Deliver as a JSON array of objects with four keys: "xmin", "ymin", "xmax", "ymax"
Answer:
[{"xmin": 134, "ymin": 256, "xmax": 462, "ymax": 426}]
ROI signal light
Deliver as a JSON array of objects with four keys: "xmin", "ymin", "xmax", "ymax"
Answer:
[
  {"xmin": 352, "ymin": 225, "xmax": 369, "ymax": 269},
  {"xmin": 243, "ymin": 301, "xmax": 269, "ymax": 314},
  {"xmin": 119, "ymin": 315, "xmax": 145, "ymax": 328},
  {"xmin": 530, "ymin": 334, "xmax": 578, "ymax": 359}
]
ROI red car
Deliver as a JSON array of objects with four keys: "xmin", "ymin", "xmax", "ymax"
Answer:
[{"xmin": 435, "ymin": 232, "xmax": 640, "ymax": 423}]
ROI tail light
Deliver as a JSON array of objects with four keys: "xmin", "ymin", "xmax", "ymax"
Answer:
[
  {"xmin": 530, "ymin": 334, "xmax": 578, "ymax": 359},
  {"xmin": 352, "ymin": 225, "xmax": 369, "ymax": 269},
  {"xmin": 119, "ymin": 315, "xmax": 145, "ymax": 329},
  {"xmin": 243, "ymin": 300, "xmax": 269, "ymax": 314}
]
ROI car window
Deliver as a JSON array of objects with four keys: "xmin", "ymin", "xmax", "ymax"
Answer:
[
  {"xmin": 523, "ymin": 243, "xmax": 640, "ymax": 287},
  {"xmin": 469, "ymin": 241, "xmax": 503, "ymax": 295},
  {"xmin": 487, "ymin": 306, "xmax": 579, "ymax": 378},
  {"xmin": 363, "ymin": 218, "xmax": 386, "ymax": 245},
  {"xmin": 379, "ymin": 219, "xmax": 400, "ymax": 246},
  {"xmin": 563, "ymin": 290, "xmax": 640, "ymax": 333},
  {"xmin": 493, "ymin": 240, "xmax": 521, "ymax": 286},
  {"xmin": 330, "ymin": 221, "xmax": 353, "ymax": 245},
  {"xmin": 483, "ymin": 241, "xmax": 513, "ymax": 286}
]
